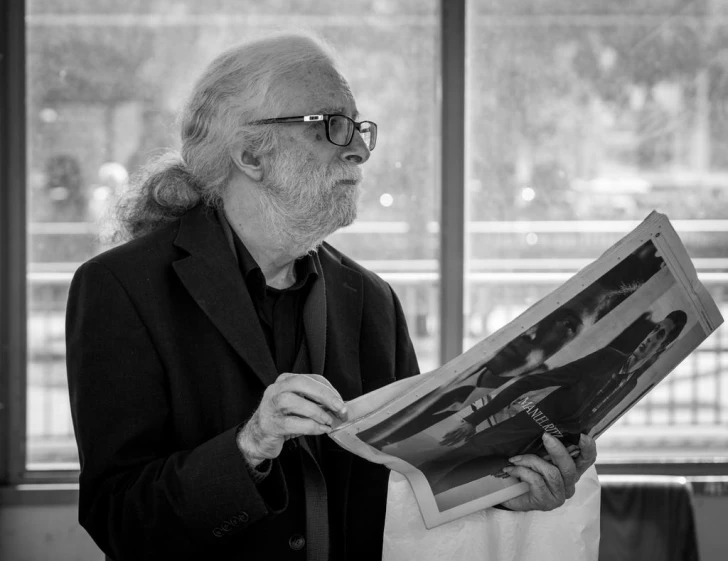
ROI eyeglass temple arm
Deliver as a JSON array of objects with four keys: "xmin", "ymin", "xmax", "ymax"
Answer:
[{"xmin": 253, "ymin": 115, "xmax": 323, "ymax": 125}]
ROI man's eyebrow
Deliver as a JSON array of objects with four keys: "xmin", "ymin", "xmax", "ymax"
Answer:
[{"xmin": 316, "ymin": 107, "xmax": 360, "ymax": 119}]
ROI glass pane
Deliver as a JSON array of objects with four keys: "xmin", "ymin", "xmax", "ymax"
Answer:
[
  {"xmin": 26, "ymin": 0, "xmax": 441, "ymax": 469},
  {"xmin": 466, "ymin": 0, "xmax": 728, "ymax": 462}
]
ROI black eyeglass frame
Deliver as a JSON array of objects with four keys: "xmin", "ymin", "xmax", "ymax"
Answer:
[{"xmin": 250, "ymin": 114, "xmax": 377, "ymax": 150}]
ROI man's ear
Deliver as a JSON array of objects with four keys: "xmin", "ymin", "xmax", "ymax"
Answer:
[{"xmin": 231, "ymin": 149, "xmax": 264, "ymax": 182}]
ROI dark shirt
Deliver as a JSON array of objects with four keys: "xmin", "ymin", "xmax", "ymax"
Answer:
[
  {"xmin": 231, "ymin": 233, "xmax": 328, "ymax": 475},
  {"xmin": 231, "ymin": 232, "xmax": 317, "ymax": 373}
]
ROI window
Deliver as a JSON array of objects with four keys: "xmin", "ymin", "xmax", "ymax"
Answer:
[
  {"xmin": 18, "ymin": 0, "xmax": 441, "ymax": 474},
  {"xmin": 2, "ymin": 0, "xmax": 727, "ymax": 485},
  {"xmin": 466, "ymin": 0, "xmax": 728, "ymax": 464}
]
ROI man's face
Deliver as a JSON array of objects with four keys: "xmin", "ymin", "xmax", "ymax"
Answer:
[
  {"xmin": 257, "ymin": 63, "xmax": 371, "ymax": 253},
  {"xmin": 537, "ymin": 309, "xmax": 582, "ymax": 356},
  {"xmin": 631, "ymin": 317, "xmax": 677, "ymax": 365}
]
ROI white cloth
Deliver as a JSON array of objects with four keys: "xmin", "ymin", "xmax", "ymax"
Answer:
[{"xmin": 382, "ymin": 465, "xmax": 600, "ymax": 561}]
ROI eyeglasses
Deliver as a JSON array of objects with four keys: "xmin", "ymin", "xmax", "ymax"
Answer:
[{"xmin": 251, "ymin": 114, "xmax": 377, "ymax": 151}]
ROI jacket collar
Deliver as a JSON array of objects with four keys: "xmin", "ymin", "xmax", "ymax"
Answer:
[
  {"xmin": 172, "ymin": 205, "xmax": 278, "ymax": 387},
  {"xmin": 171, "ymin": 205, "xmax": 363, "ymax": 398}
]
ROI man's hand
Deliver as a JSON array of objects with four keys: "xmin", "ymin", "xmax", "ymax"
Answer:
[
  {"xmin": 440, "ymin": 419, "xmax": 475, "ymax": 446},
  {"xmin": 236, "ymin": 373, "xmax": 348, "ymax": 466},
  {"xmin": 498, "ymin": 433, "xmax": 597, "ymax": 511}
]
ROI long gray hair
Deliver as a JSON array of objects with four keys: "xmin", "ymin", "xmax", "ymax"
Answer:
[{"xmin": 113, "ymin": 32, "xmax": 341, "ymax": 242}]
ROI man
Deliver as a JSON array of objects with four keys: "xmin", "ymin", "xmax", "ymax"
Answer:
[
  {"xmin": 418, "ymin": 310, "xmax": 686, "ymax": 495},
  {"xmin": 66, "ymin": 33, "xmax": 595, "ymax": 561}
]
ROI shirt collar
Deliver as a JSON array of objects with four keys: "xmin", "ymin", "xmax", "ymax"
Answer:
[{"xmin": 220, "ymin": 212, "xmax": 318, "ymax": 295}]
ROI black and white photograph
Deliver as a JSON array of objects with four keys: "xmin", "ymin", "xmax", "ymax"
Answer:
[{"xmin": 4, "ymin": 2, "xmax": 728, "ymax": 561}]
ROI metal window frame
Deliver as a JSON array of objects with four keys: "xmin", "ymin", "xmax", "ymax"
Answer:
[
  {"xmin": 440, "ymin": 0, "xmax": 466, "ymax": 364},
  {"xmin": 1, "ymin": 0, "xmax": 79, "ymax": 490},
  {"xmin": 1, "ymin": 0, "xmax": 29, "ymax": 487},
  {"xmin": 0, "ymin": 0, "xmax": 726, "ymax": 502}
]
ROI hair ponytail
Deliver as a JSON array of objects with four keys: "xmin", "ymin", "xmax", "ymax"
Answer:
[{"xmin": 112, "ymin": 152, "xmax": 220, "ymax": 242}]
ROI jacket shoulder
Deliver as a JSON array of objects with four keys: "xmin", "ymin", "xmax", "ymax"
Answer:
[
  {"xmin": 319, "ymin": 241, "xmax": 391, "ymax": 295},
  {"xmin": 84, "ymin": 220, "xmax": 183, "ymax": 273}
]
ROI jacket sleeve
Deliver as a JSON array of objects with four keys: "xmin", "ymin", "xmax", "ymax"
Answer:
[{"xmin": 66, "ymin": 261, "xmax": 286, "ymax": 560}]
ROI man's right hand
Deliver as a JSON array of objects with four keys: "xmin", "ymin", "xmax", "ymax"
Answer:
[
  {"xmin": 440, "ymin": 420, "xmax": 476, "ymax": 446},
  {"xmin": 236, "ymin": 373, "xmax": 348, "ymax": 466}
]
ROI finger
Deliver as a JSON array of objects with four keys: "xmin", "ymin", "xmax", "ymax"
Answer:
[
  {"xmin": 502, "ymin": 465, "xmax": 562, "ymax": 511},
  {"xmin": 574, "ymin": 433, "xmax": 597, "ymax": 475},
  {"xmin": 442, "ymin": 434, "xmax": 460, "ymax": 447},
  {"xmin": 446, "ymin": 429, "xmax": 469, "ymax": 446},
  {"xmin": 279, "ymin": 374, "xmax": 348, "ymax": 418},
  {"xmin": 541, "ymin": 446, "xmax": 580, "ymax": 464},
  {"xmin": 270, "ymin": 392, "xmax": 336, "ymax": 428},
  {"xmin": 305, "ymin": 374, "xmax": 343, "ymax": 401},
  {"xmin": 541, "ymin": 433, "xmax": 577, "ymax": 498},
  {"xmin": 509, "ymin": 453, "xmax": 566, "ymax": 502},
  {"xmin": 281, "ymin": 416, "xmax": 333, "ymax": 437}
]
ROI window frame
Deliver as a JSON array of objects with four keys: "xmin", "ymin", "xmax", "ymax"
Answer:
[
  {"xmin": 1, "ymin": 0, "xmax": 726, "ymax": 500},
  {"xmin": 1, "ymin": 0, "xmax": 29, "ymax": 487}
]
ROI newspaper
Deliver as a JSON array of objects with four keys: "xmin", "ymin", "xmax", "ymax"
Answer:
[{"xmin": 329, "ymin": 211, "xmax": 723, "ymax": 529}]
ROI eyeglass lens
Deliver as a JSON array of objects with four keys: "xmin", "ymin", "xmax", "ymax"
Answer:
[{"xmin": 329, "ymin": 115, "xmax": 376, "ymax": 150}]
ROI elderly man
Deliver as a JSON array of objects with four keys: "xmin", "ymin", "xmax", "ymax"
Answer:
[{"xmin": 66, "ymin": 33, "xmax": 596, "ymax": 561}]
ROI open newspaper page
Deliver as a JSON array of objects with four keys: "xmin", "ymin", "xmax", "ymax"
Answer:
[{"xmin": 329, "ymin": 211, "xmax": 723, "ymax": 529}]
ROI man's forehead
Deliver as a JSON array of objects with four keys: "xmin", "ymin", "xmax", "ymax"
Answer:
[{"xmin": 280, "ymin": 64, "xmax": 358, "ymax": 117}]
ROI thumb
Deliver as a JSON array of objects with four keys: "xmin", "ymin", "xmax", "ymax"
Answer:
[{"xmin": 304, "ymin": 374, "xmax": 343, "ymax": 402}]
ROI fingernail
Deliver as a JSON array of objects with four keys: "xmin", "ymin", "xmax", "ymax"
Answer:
[
  {"xmin": 334, "ymin": 399, "xmax": 345, "ymax": 410},
  {"xmin": 509, "ymin": 456, "xmax": 522, "ymax": 463},
  {"xmin": 543, "ymin": 432, "xmax": 556, "ymax": 442},
  {"xmin": 579, "ymin": 433, "xmax": 591, "ymax": 444},
  {"xmin": 502, "ymin": 467, "xmax": 513, "ymax": 473}
]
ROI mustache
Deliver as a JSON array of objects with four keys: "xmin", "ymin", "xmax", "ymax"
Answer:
[{"xmin": 326, "ymin": 165, "xmax": 362, "ymax": 184}]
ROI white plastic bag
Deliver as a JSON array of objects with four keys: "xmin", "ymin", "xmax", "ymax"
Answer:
[{"xmin": 383, "ymin": 465, "xmax": 600, "ymax": 561}]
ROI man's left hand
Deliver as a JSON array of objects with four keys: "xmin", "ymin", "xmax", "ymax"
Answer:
[{"xmin": 497, "ymin": 432, "xmax": 596, "ymax": 512}]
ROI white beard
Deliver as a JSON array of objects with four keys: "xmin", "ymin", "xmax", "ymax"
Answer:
[{"xmin": 258, "ymin": 147, "xmax": 362, "ymax": 256}]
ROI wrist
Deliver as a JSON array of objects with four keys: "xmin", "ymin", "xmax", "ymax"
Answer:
[{"xmin": 236, "ymin": 420, "xmax": 267, "ymax": 467}]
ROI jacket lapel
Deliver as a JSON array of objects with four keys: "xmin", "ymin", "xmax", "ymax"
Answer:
[
  {"xmin": 172, "ymin": 206, "xmax": 278, "ymax": 388},
  {"xmin": 317, "ymin": 245, "xmax": 363, "ymax": 402},
  {"xmin": 303, "ymin": 253, "xmax": 327, "ymax": 376}
]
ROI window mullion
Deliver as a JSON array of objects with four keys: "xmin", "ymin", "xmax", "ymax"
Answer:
[{"xmin": 439, "ymin": 0, "xmax": 466, "ymax": 364}]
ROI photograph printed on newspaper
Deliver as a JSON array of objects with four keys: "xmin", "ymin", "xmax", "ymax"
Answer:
[{"xmin": 329, "ymin": 212, "xmax": 723, "ymax": 528}]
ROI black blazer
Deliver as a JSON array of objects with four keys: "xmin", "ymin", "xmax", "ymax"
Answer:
[{"xmin": 66, "ymin": 205, "xmax": 419, "ymax": 561}]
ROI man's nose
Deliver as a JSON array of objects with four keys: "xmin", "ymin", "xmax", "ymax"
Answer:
[{"xmin": 341, "ymin": 132, "xmax": 371, "ymax": 164}]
